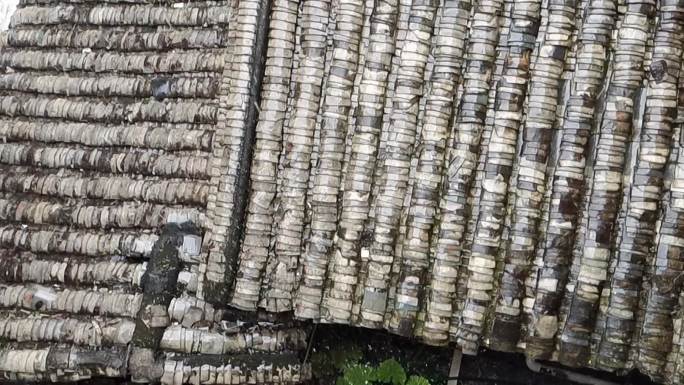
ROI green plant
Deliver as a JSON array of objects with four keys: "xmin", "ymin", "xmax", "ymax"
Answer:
[{"xmin": 335, "ymin": 359, "xmax": 431, "ymax": 385}]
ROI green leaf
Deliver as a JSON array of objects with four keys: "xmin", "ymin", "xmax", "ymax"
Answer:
[
  {"xmin": 405, "ymin": 375, "xmax": 431, "ymax": 385},
  {"xmin": 342, "ymin": 364, "xmax": 376, "ymax": 385},
  {"xmin": 336, "ymin": 375, "xmax": 350, "ymax": 385},
  {"xmin": 375, "ymin": 359, "xmax": 406, "ymax": 385}
]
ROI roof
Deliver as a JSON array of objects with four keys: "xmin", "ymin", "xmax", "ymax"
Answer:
[
  {"xmin": 0, "ymin": 0, "xmax": 309, "ymax": 383},
  {"xmin": 2, "ymin": 0, "xmax": 684, "ymax": 384},
  {"xmin": 229, "ymin": 0, "xmax": 684, "ymax": 383}
]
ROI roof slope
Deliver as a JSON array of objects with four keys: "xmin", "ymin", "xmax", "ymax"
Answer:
[
  {"xmin": 222, "ymin": 0, "xmax": 684, "ymax": 383},
  {"xmin": 0, "ymin": 0, "xmax": 310, "ymax": 383}
]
